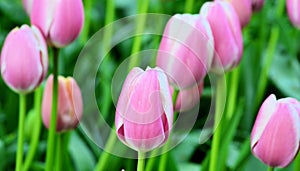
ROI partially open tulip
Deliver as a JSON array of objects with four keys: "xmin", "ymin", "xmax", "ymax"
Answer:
[
  {"xmin": 42, "ymin": 75, "xmax": 83, "ymax": 132},
  {"xmin": 171, "ymin": 82, "xmax": 204, "ymax": 112},
  {"xmin": 115, "ymin": 67, "xmax": 173, "ymax": 152},
  {"xmin": 250, "ymin": 94, "xmax": 300, "ymax": 167},
  {"xmin": 252, "ymin": 0, "xmax": 265, "ymax": 11},
  {"xmin": 200, "ymin": 1, "xmax": 243, "ymax": 73},
  {"xmin": 287, "ymin": 0, "xmax": 300, "ymax": 29},
  {"xmin": 30, "ymin": 0, "xmax": 84, "ymax": 47},
  {"xmin": 0, "ymin": 25, "xmax": 48, "ymax": 94},
  {"xmin": 156, "ymin": 14, "xmax": 214, "ymax": 88},
  {"xmin": 216, "ymin": 0, "xmax": 252, "ymax": 27}
]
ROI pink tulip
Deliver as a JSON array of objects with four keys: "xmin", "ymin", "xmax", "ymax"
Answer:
[
  {"xmin": 22, "ymin": 0, "xmax": 34, "ymax": 15},
  {"xmin": 171, "ymin": 82, "xmax": 204, "ymax": 112},
  {"xmin": 252, "ymin": 0, "xmax": 265, "ymax": 11},
  {"xmin": 30, "ymin": 0, "xmax": 84, "ymax": 47},
  {"xmin": 200, "ymin": 1, "xmax": 243, "ymax": 73},
  {"xmin": 115, "ymin": 67, "xmax": 173, "ymax": 152},
  {"xmin": 42, "ymin": 75, "xmax": 83, "ymax": 132},
  {"xmin": 250, "ymin": 94, "xmax": 300, "ymax": 167},
  {"xmin": 156, "ymin": 14, "xmax": 214, "ymax": 88},
  {"xmin": 215, "ymin": 0, "xmax": 252, "ymax": 27},
  {"xmin": 0, "ymin": 25, "xmax": 48, "ymax": 94},
  {"xmin": 287, "ymin": 0, "xmax": 300, "ymax": 29}
]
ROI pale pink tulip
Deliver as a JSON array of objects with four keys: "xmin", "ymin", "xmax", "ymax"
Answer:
[
  {"xmin": 30, "ymin": 0, "xmax": 84, "ymax": 47},
  {"xmin": 200, "ymin": 1, "xmax": 243, "ymax": 73},
  {"xmin": 42, "ymin": 75, "xmax": 83, "ymax": 132},
  {"xmin": 115, "ymin": 67, "xmax": 173, "ymax": 152},
  {"xmin": 0, "ymin": 25, "xmax": 48, "ymax": 94},
  {"xmin": 250, "ymin": 94, "xmax": 300, "ymax": 167},
  {"xmin": 156, "ymin": 14, "xmax": 214, "ymax": 88},
  {"xmin": 22, "ymin": 0, "xmax": 34, "ymax": 15},
  {"xmin": 216, "ymin": 0, "xmax": 252, "ymax": 27},
  {"xmin": 287, "ymin": 0, "xmax": 300, "ymax": 29}
]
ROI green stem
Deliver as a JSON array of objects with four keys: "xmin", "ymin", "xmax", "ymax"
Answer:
[
  {"xmin": 55, "ymin": 134, "xmax": 62, "ymax": 171},
  {"xmin": 145, "ymin": 149, "xmax": 159, "ymax": 171},
  {"xmin": 225, "ymin": 66, "xmax": 240, "ymax": 121},
  {"xmin": 268, "ymin": 166, "xmax": 274, "ymax": 171},
  {"xmin": 45, "ymin": 47, "xmax": 59, "ymax": 171},
  {"xmin": 23, "ymin": 87, "xmax": 43, "ymax": 171},
  {"xmin": 294, "ymin": 152, "xmax": 300, "ymax": 171},
  {"xmin": 209, "ymin": 75, "xmax": 226, "ymax": 171},
  {"xmin": 81, "ymin": 0, "xmax": 94, "ymax": 43},
  {"xmin": 128, "ymin": 0, "xmax": 150, "ymax": 70},
  {"xmin": 184, "ymin": 0, "xmax": 195, "ymax": 13},
  {"xmin": 16, "ymin": 94, "xmax": 26, "ymax": 171},
  {"xmin": 137, "ymin": 152, "xmax": 145, "ymax": 171},
  {"xmin": 94, "ymin": 127, "xmax": 117, "ymax": 171},
  {"xmin": 103, "ymin": 0, "xmax": 115, "ymax": 53}
]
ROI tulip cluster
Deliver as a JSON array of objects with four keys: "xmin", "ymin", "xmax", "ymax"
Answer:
[{"xmin": 251, "ymin": 94, "xmax": 300, "ymax": 168}]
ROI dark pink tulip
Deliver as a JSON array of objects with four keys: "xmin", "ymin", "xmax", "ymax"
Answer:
[
  {"xmin": 200, "ymin": 1, "xmax": 243, "ymax": 73},
  {"xmin": 30, "ymin": 0, "xmax": 84, "ymax": 47},
  {"xmin": 156, "ymin": 14, "xmax": 214, "ymax": 88},
  {"xmin": 115, "ymin": 67, "xmax": 173, "ymax": 152},
  {"xmin": 215, "ymin": 0, "xmax": 252, "ymax": 27},
  {"xmin": 171, "ymin": 82, "xmax": 204, "ymax": 112},
  {"xmin": 252, "ymin": 0, "xmax": 265, "ymax": 11},
  {"xmin": 42, "ymin": 75, "xmax": 83, "ymax": 132},
  {"xmin": 287, "ymin": 0, "xmax": 300, "ymax": 29},
  {"xmin": 0, "ymin": 25, "xmax": 48, "ymax": 94},
  {"xmin": 251, "ymin": 94, "xmax": 300, "ymax": 167}
]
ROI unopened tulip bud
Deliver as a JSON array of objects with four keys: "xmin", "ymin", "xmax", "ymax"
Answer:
[
  {"xmin": 156, "ymin": 14, "xmax": 214, "ymax": 88},
  {"xmin": 252, "ymin": 0, "xmax": 265, "ymax": 11},
  {"xmin": 200, "ymin": 1, "xmax": 243, "ymax": 73},
  {"xmin": 287, "ymin": 0, "xmax": 300, "ymax": 29},
  {"xmin": 171, "ymin": 82, "xmax": 204, "ymax": 112},
  {"xmin": 42, "ymin": 75, "xmax": 83, "ymax": 132},
  {"xmin": 250, "ymin": 94, "xmax": 300, "ymax": 167},
  {"xmin": 30, "ymin": 0, "xmax": 84, "ymax": 47},
  {"xmin": 115, "ymin": 67, "xmax": 173, "ymax": 152},
  {"xmin": 0, "ymin": 25, "xmax": 48, "ymax": 94},
  {"xmin": 216, "ymin": 0, "xmax": 252, "ymax": 27}
]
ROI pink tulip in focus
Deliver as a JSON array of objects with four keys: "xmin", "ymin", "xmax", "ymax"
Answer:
[
  {"xmin": 30, "ymin": 0, "xmax": 84, "ymax": 47},
  {"xmin": 252, "ymin": 0, "xmax": 265, "ymax": 11},
  {"xmin": 200, "ymin": 1, "xmax": 243, "ymax": 73},
  {"xmin": 287, "ymin": 0, "xmax": 300, "ymax": 29},
  {"xmin": 115, "ymin": 67, "xmax": 173, "ymax": 152},
  {"xmin": 156, "ymin": 14, "xmax": 214, "ymax": 88},
  {"xmin": 42, "ymin": 75, "xmax": 83, "ymax": 132},
  {"xmin": 216, "ymin": 0, "xmax": 252, "ymax": 27},
  {"xmin": 0, "ymin": 25, "xmax": 48, "ymax": 94},
  {"xmin": 172, "ymin": 82, "xmax": 204, "ymax": 112},
  {"xmin": 250, "ymin": 94, "xmax": 300, "ymax": 167}
]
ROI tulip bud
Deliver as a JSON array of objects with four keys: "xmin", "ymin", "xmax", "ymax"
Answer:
[
  {"xmin": 0, "ymin": 25, "xmax": 48, "ymax": 94},
  {"xmin": 250, "ymin": 94, "xmax": 300, "ymax": 167},
  {"xmin": 42, "ymin": 75, "xmax": 83, "ymax": 132},
  {"xmin": 252, "ymin": 0, "xmax": 265, "ymax": 11},
  {"xmin": 171, "ymin": 82, "xmax": 204, "ymax": 112},
  {"xmin": 200, "ymin": 1, "xmax": 243, "ymax": 73},
  {"xmin": 115, "ymin": 67, "xmax": 173, "ymax": 152},
  {"xmin": 156, "ymin": 14, "xmax": 214, "ymax": 88},
  {"xmin": 216, "ymin": 0, "xmax": 252, "ymax": 27},
  {"xmin": 287, "ymin": 0, "xmax": 300, "ymax": 29},
  {"xmin": 30, "ymin": 0, "xmax": 84, "ymax": 47}
]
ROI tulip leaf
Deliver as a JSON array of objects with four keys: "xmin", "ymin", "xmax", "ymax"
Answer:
[
  {"xmin": 270, "ymin": 52, "xmax": 300, "ymax": 100},
  {"xmin": 69, "ymin": 131, "xmax": 96, "ymax": 171}
]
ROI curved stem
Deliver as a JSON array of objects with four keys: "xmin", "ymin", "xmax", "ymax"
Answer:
[
  {"xmin": 23, "ymin": 87, "xmax": 43, "ymax": 171},
  {"xmin": 137, "ymin": 152, "xmax": 145, "ymax": 171},
  {"xmin": 16, "ymin": 94, "xmax": 26, "ymax": 171},
  {"xmin": 209, "ymin": 75, "xmax": 226, "ymax": 171},
  {"xmin": 45, "ymin": 47, "xmax": 59, "ymax": 171}
]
